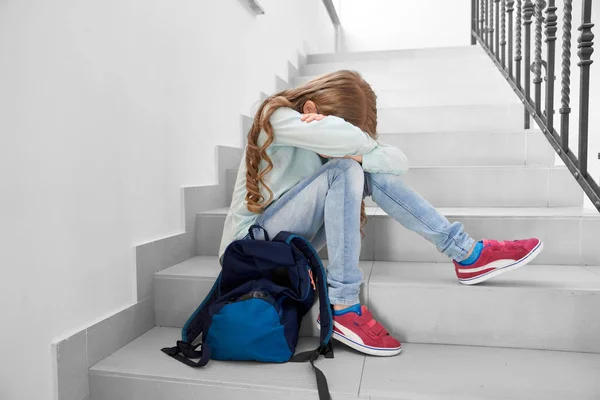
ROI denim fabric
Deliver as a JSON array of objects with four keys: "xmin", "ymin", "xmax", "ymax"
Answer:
[{"xmin": 255, "ymin": 158, "xmax": 474, "ymax": 305}]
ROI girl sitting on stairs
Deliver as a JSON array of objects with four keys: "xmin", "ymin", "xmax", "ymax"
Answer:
[{"xmin": 218, "ymin": 70, "xmax": 543, "ymax": 357}]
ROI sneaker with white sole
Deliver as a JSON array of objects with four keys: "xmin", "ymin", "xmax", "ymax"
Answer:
[
  {"xmin": 454, "ymin": 238, "xmax": 544, "ymax": 285},
  {"xmin": 317, "ymin": 305, "xmax": 402, "ymax": 357}
]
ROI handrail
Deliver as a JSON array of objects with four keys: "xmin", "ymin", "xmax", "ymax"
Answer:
[
  {"xmin": 471, "ymin": 0, "xmax": 599, "ymax": 212},
  {"xmin": 322, "ymin": 0, "xmax": 340, "ymax": 26}
]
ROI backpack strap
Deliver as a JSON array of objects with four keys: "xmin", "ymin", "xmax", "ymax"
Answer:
[
  {"xmin": 161, "ymin": 340, "xmax": 211, "ymax": 368},
  {"xmin": 273, "ymin": 232, "xmax": 334, "ymax": 400},
  {"xmin": 272, "ymin": 232, "xmax": 333, "ymax": 347},
  {"xmin": 248, "ymin": 224, "xmax": 270, "ymax": 240},
  {"xmin": 161, "ymin": 273, "xmax": 222, "ymax": 368}
]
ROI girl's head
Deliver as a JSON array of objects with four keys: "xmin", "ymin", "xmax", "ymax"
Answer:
[{"xmin": 245, "ymin": 70, "xmax": 378, "ymax": 214}]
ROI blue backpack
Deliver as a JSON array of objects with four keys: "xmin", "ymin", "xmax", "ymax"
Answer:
[{"xmin": 161, "ymin": 226, "xmax": 335, "ymax": 400}]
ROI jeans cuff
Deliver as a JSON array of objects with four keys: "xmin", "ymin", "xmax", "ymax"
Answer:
[
  {"xmin": 452, "ymin": 237, "xmax": 476, "ymax": 262},
  {"xmin": 328, "ymin": 295, "xmax": 361, "ymax": 306}
]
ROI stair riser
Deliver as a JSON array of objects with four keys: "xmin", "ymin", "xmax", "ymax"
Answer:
[
  {"xmin": 228, "ymin": 131, "xmax": 556, "ymax": 168},
  {"xmin": 293, "ymin": 78, "xmax": 516, "ymax": 107},
  {"xmin": 154, "ymin": 259, "xmax": 373, "ymax": 337},
  {"xmin": 374, "ymin": 89, "xmax": 518, "ymax": 107},
  {"xmin": 90, "ymin": 373, "xmax": 342, "ymax": 400},
  {"xmin": 226, "ymin": 167, "xmax": 581, "ymax": 208},
  {"xmin": 378, "ymin": 104, "xmax": 524, "ymax": 133},
  {"xmin": 154, "ymin": 265, "xmax": 600, "ymax": 354},
  {"xmin": 369, "ymin": 283, "xmax": 600, "ymax": 353},
  {"xmin": 401, "ymin": 167, "xmax": 581, "ymax": 208},
  {"xmin": 154, "ymin": 277, "xmax": 213, "ymax": 330},
  {"xmin": 306, "ymin": 46, "xmax": 489, "ymax": 63},
  {"xmin": 371, "ymin": 214, "xmax": 594, "ymax": 265},
  {"xmin": 378, "ymin": 130, "xmax": 555, "ymax": 166},
  {"xmin": 154, "ymin": 277, "xmax": 367, "ymax": 338},
  {"xmin": 301, "ymin": 58, "xmax": 495, "ymax": 76},
  {"xmin": 197, "ymin": 214, "xmax": 597, "ymax": 266},
  {"xmin": 294, "ymin": 69, "xmax": 509, "ymax": 91},
  {"xmin": 197, "ymin": 212, "xmax": 377, "ymax": 261}
]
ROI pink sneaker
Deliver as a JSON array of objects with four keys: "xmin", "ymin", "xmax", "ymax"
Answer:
[
  {"xmin": 454, "ymin": 238, "xmax": 543, "ymax": 285},
  {"xmin": 318, "ymin": 305, "xmax": 402, "ymax": 356}
]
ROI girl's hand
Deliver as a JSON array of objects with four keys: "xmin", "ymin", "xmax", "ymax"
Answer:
[{"xmin": 301, "ymin": 113, "xmax": 326, "ymax": 123}]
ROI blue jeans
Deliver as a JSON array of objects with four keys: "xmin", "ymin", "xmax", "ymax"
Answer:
[{"xmin": 255, "ymin": 158, "xmax": 475, "ymax": 305}]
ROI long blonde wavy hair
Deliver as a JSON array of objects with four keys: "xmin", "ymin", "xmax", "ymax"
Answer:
[{"xmin": 245, "ymin": 70, "xmax": 378, "ymax": 234}]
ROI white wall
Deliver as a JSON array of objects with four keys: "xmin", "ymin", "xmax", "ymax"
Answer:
[
  {"xmin": 0, "ymin": 1, "xmax": 334, "ymax": 399},
  {"xmin": 337, "ymin": 0, "xmax": 472, "ymax": 52}
]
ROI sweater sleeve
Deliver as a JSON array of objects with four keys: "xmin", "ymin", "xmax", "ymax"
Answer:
[
  {"xmin": 362, "ymin": 142, "xmax": 409, "ymax": 175},
  {"xmin": 267, "ymin": 107, "xmax": 377, "ymax": 157}
]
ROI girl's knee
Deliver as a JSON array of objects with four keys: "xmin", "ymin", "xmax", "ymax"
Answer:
[
  {"xmin": 327, "ymin": 158, "xmax": 364, "ymax": 196},
  {"xmin": 328, "ymin": 158, "xmax": 364, "ymax": 177}
]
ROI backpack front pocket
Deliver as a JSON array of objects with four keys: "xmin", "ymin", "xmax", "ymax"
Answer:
[{"xmin": 205, "ymin": 295, "xmax": 293, "ymax": 363}]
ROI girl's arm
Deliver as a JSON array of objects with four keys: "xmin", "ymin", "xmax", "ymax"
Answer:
[
  {"xmin": 361, "ymin": 142, "xmax": 409, "ymax": 175},
  {"xmin": 268, "ymin": 107, "xmax": 377, "ymax": 157}
]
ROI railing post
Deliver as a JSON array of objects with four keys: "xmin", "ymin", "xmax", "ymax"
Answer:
[
  {"xmin": 544, "ymin": 0, "xmax": 558, "ymax": 135},
  {"xmin": 489, "ymin": 0, "xmax": 495, "ymax": 51},
  {"xmin": 577, "ymin": 0, "xmax": 595, "ymax": 178},
  {"xmin": 481, "ymin": 0, "xmax": 487, "ymax": 38},
  {"xmin": 472, "ymin": 0, "xmax": 478, "ymax": 44},
  {"xmin": 495, "ymin": 0, "xmax": 501, "ymax": 59},
  {"xmin": 516, "ymin": 0, "xmax": 523, "ymax": 88},
  {"xmin": 508, "ymin": 1, "xmax": 515, "ymax": 78},
  {"xmin": 501, "ymin": 0, "xmax": 507, "ymax": 68},
  {"xmin": 560, "ymin": 0, "xmax": 572, "ymax": 151},
  {"xmin": 534, "ymin": 0, "xmax": 543, "ymax": 117},
  {"xmin": 523, "ymin": 0, "xmax": 534, "ymax": 128}
]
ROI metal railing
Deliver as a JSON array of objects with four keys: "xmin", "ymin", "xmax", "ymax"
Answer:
[{"xmin": 471, "ymin": 0, "xmax": 599, "ymax": 212}]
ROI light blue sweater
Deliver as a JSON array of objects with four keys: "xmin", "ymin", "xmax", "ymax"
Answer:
[{"xmin": 218, "ymin": 107, "xmax": 409, "ymax": 257}]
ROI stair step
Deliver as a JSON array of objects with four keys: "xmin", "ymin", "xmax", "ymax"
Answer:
[
  {"xmin": 375, "ymin": 87, "xmax": 519, "ymax": 107},
  {"xmin": 196, "ymin": 207, "xmax": 600, "ymax": 266},
  {"xmin": 231, "ymin": 129, "xmax": 556, "ymax": 168},
  {"xmin": 293, "ymin": 73, "xmax": 519, "ymax": 107},
  {"xmin": 227, "ymin": 166, "xmax": 581, "ymax": 208},
  {"xmin": 154, "ymin": 257, "xmax": 373, "ymax": 337},
  {"xmin": 154, "ymin": 256, "xmax": 600, "ymax": 353},
  {"xmin": 378, "ymin": 104, "xmax": 524, "ymax": 134},
  {"xmin": 294, "ymin": 68, "xmax": 510, "ymax": 91},
  {"xmin": 301, "ymin": 48, "xmax": 495, "ymax": 76},
  {"xmin": 401, "ymin": 165, "xmax": 581, "ymax": 207},
  {"xmin": 369, "ymin": 261, "xmax": 600, "ymax": 353},
  {"xmin": 378, "ymin": 130, "xmax": 555, "ymax": 166},
  {"xmin": 89, "ymin": 327, "xmax": 600, "ymax": 400},
  {"xmin": 360, "ymin": 341, "xmax": 600, "ymax": 400},
  {"xmin": 306, "ymin": 45, "xmax": 489, "ymax": 63}
]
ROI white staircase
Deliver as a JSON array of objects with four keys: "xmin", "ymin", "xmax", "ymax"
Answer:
[{"xmin": 88, "ymin": 46, "xmax": 600, "ymax": 400}]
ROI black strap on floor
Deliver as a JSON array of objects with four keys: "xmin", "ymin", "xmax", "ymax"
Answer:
[
  {"xmin": 161, "ymin": 340, "xmax": 211, "ymax": 368},
  {"xmin": 290, "ymin": 342, "xmax": 334, "ymax": 400}
]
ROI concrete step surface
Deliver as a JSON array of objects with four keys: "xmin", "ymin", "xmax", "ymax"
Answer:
[
  {"xmin": 226, "ymin": 165, "xmax": 582, "ymax": 208},
  {"xmin": 154, "ymin": 256, "xmax": 372, "ymax": 337},
  {"xmin": 154, "ymin": 256, "xmax": 600, "ymax": 353},
  {"xmin": 293, "ymin": 68, "xmax": 511, "ymax": 92},
  {"xmin": 89, "ymin": 327, "xmax": 600, "ymax": 400},
  {"xmin": 377, "ymin": 129, "xmax": 555, "ymax": 166},
  {"xmin": 293, "ymin": 73, "xmax": 519, "ymax": 107},
  {"xmin": 196, "ymin": 207, "xmax": 600, "ymax": 266},
  {"xmin": 306, "ymin": 45, "xmax": 490, "ymax": 63},
  {"xmin": 230, "ymin": 130, "xmax": 556, "ymax": 169},
  {"xmin": 301, "ymin": 47, "xmax": 496, "ymax": 76},
  {"xmin": 377, "ymin": 104, "xmax": 524, "ymax": 134}
]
